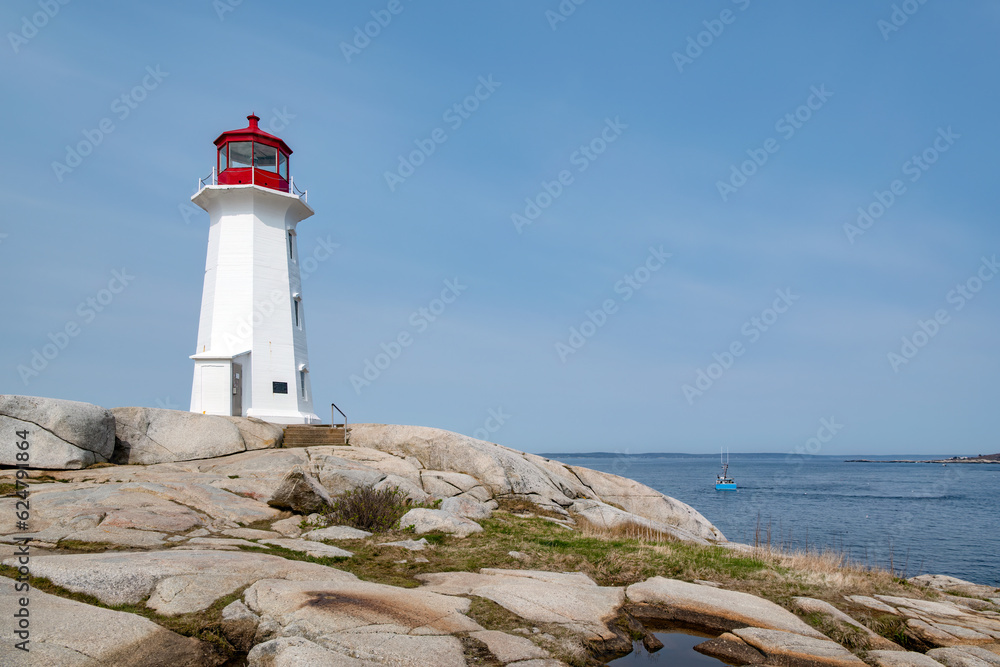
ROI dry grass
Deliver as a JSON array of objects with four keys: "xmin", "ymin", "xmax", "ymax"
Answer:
[
  {"xmin": 723, "ymin": 544, "xmax": 913, "ymax": 603},
  {"xmin": 576, "ymin": 515, "xmax": 681, "ymax": 544},
  {"xmin": 860, "ymin": 613, "xmax": 915, "ymax": 648},
  {"xmin": 800, "ymin": 611, "xmax": 873, "ymax": 651}
]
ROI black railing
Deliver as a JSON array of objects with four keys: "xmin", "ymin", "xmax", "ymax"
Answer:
[
  {"xmin": 330, "ymin": 402, "xmax": 346, "ymax": 429},
  {"xmin": 291, "ymin": 177, "xmax": 308, "ymax": 203}
]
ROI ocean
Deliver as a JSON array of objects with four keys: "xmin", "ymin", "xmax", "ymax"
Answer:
[{"xmin": 545, "ymin": 453, "xmax": 1000, "ymax": 587}]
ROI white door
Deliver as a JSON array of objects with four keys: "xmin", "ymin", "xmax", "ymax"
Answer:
[{"xmin": 200, "ymin": 364, "xmax": 230, "ymax": 415}]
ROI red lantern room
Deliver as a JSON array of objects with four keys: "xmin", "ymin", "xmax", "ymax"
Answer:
[{"xmin": 214, "ymin": 114, "xmax": 292, "ymax": 193}]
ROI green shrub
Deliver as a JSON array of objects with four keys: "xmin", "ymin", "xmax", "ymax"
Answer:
[{"xmin": 324, "ymin": 486, "xmax": 415, "ymax": 533}]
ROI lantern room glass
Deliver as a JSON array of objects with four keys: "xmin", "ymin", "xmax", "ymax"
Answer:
[
  {"xmin": 254, "ymin": 144, "xmax": 278, "ymax": 172},
  {"xmin": 228, "ymin": 142, "xmax": 252, "ymax": 169},
  {"xmin": 217, "ymin": 137, "xmax": 289, "ymax": 191}
]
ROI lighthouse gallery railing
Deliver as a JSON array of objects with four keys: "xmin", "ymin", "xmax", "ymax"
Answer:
[{"xmin": 197, "ymin": 166, "xmax": 308, "ymax": 204}]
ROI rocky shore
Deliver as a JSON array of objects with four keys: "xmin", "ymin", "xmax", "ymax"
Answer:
[{"xmin": 2, "ymin": 395, "xmax": 999, "ymax": 666}]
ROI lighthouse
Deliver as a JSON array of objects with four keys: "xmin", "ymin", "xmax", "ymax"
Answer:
[{"xmin": 188, "ymin": 114, "xmax": 320, "ymax": 424}]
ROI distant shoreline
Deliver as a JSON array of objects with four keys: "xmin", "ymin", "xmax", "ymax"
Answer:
[
  {"xmin": 845, "ymin": 457, "xmax": 1000, "ymax": 464},
  {"xmin": 541, "ymin": 452, "xmax": 1000, "ymax": 462}
]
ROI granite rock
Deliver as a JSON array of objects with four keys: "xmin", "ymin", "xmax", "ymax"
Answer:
[
  {"xmin": 5, "ymin": 549, "xmax": 355, "ymax": 615},
  {"xmin": 399, "ymin": 508, "xmax": 483, "ymax": 537},
  {"xmin": 267, "ymin": 468, "xmax": 333, "ymax": 514},
  {"xmin": 418, "ymin": 569, "xmax": 624, "ymax": 644},
  {"xmin": 693, "ymin": 631, "xmax": 767, "ymax": 665},
  {"xmin": 626, "ymin": 577, "xmax": 826, "ymax": 638},
  {"xmin": 928, "ymin": 647, "xmax": 1000, "ymax": 667},
  {"xmin": 112, "ymin": 407, "xmax": 278, "ymax": 464},
  {"xmin": 470, "ymin": 630, "xmax": 549, "ymax": 663},
  {"xmin": 867, "ymin": 650, "xmax": 948, "ymax": 667},
  {"xmin": 909, "ymin": 576, "xmax": 999, "ymax": 600},
  {"xmin": 0, "ymin": 395, "xmax": 115, "ymax": 469},
  {"xmin": 302, "ymin": 525, "xmax": 372, "ymax": 541},
  {"xmin": 732, "ymin": 627, "xmax": 867, "ymax": 667},
  {"xmin": 0, "ymin": 575, "xmax": 218, "ymax": 665}
]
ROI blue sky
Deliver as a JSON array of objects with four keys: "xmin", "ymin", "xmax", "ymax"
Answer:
[{"xmin": 1, "ymin": 1, "xmax": 998, "ymax": 456}]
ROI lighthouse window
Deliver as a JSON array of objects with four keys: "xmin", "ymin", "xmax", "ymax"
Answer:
[
  {"xmin": 299, "ymin": 370, "xmax": 307, "ymax": 397},
  {"xmin": 293, "ymin": 298, "xmax": 300, "ymax": 327},
  {"xmin": 254, "ymin": 144, "xmax": 277, "ymax": 172},
  {"xmin": 229, "ymin": 142, "xmax": 252, "ymax": 168},
  {"xmin": 279, "ymin": 151, "xmax": 288, "ymax": 180},
  {"xmin": 218, "ymin": 145, "xmax": 228, "ymax": 172}
]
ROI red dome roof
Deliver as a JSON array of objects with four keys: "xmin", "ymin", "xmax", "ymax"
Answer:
[
  {"xmin": 214, "ymin": 114, "xmax": 294, "ymax": 192},
  {"xmin": 214, "ymin": 114, "xmax": 293, "ymax": 156}
]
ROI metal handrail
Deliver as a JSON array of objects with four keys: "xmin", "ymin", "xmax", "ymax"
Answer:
[
  {"xmin": 291, "ymin": 176, "xmax": 308, "ymax": 204},
  {"xmin": 330, "ymin": 402, "xmax": 346, "ymax": 428}
]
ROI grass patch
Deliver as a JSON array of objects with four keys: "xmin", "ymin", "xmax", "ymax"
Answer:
[
  {"xmin": 857, "ymin": 612, "xmax": 921, "ymax": 650},
  {"xmin": 17, "ymin": 473, "xmax": 68, "ymax": 484},
  {"xmin": 802, "ymin": 611, "xmax": 871, "ymax": 651},
  {"xmin": 466, "ymin": 596, "xmax": 532, "ymax": 634},
  {"xmin": 0, "ymin": 482, "xmax": 17, "ymax": 496}
]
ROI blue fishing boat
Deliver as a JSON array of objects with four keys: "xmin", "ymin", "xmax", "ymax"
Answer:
[{"xmin": 716, "ymin": 449, "xmax": 736, "ymax": 490}]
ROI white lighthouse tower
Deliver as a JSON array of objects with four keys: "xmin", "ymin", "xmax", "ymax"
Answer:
[{"xmin": 189, "ymin": 114, "xmax": 320, "ymax": 424}]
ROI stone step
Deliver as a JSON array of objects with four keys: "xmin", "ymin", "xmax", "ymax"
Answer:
[
  {"xmin": 283, "ymin": 438, "xmax": 345, "ymax": 441},
  {"xmin": 283, "ymin": 440, "xmax": 346, "ymax": 446},
  {"xmin": 284, "ymin": 436, "xmax": 344, "ymax": 446},
  {"xmin": 282, "ymin": 426, "xmax": 347, "ymax": 447}
]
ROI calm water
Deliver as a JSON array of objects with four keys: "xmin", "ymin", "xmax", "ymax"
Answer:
[
  {"xmin": 609, "ymin": 632, "xmax": 723, "ymax": 667},
  {"xmin": 547, "ymin": 453, "xmax": 1000, "ymax": 587}
]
